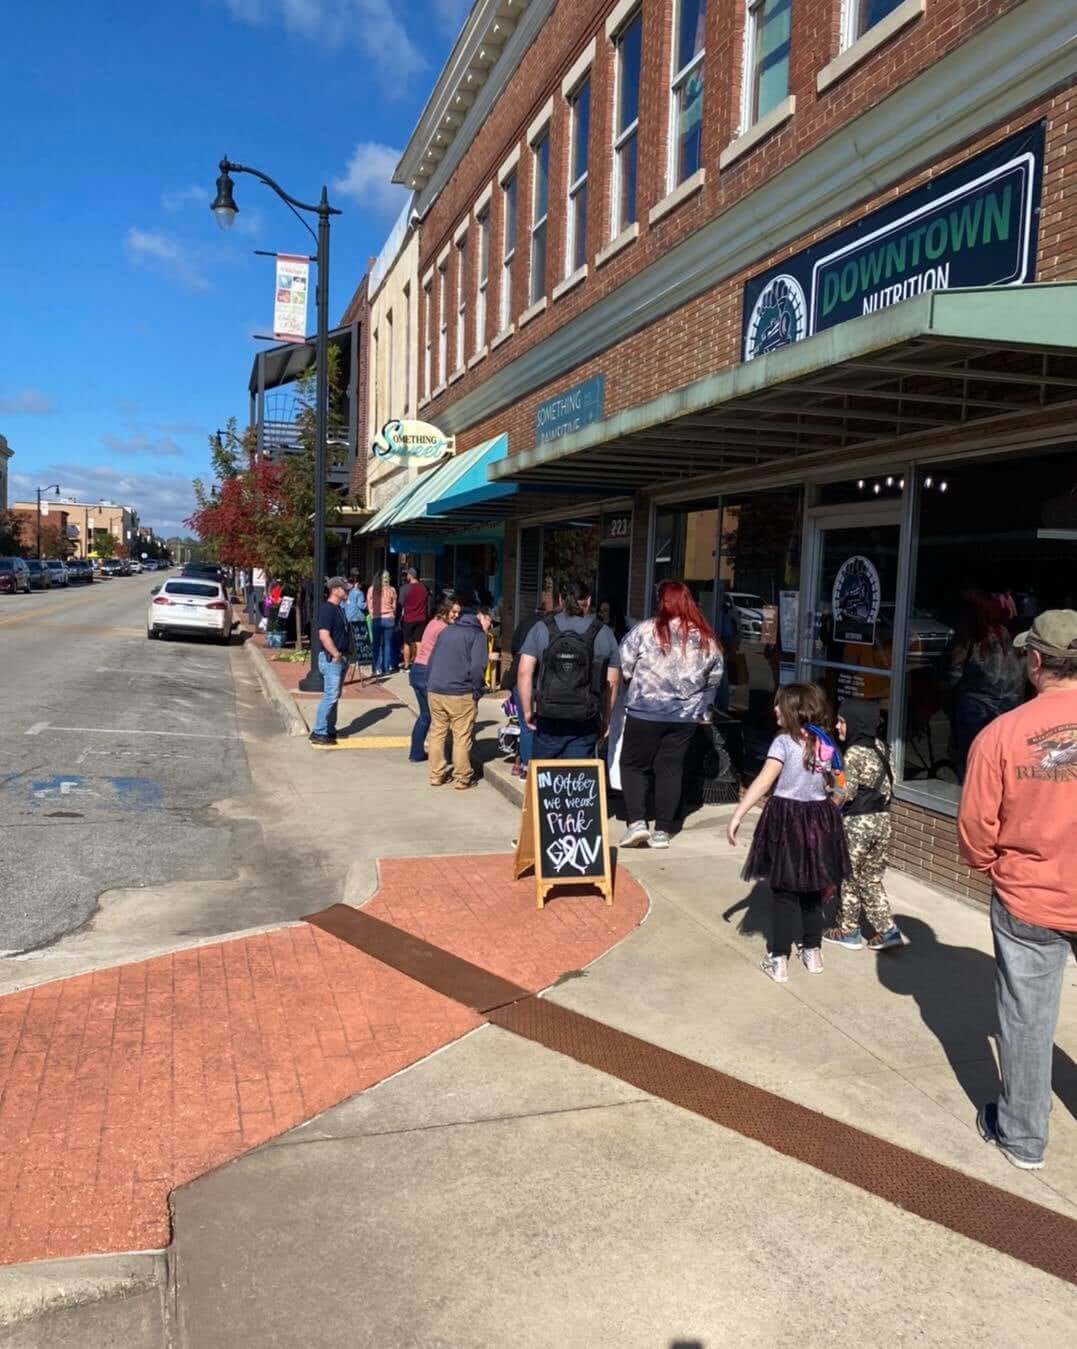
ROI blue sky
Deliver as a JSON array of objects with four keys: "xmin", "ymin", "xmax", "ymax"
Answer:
[{"xmin": 1, "ymin": 0, "xmax": 471, "ymax": 534}]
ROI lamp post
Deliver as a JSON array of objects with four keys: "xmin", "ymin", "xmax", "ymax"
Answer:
[
  {"xmin": 36, "ymin": 484, "xmax": 60, "ymax": 561},
  {"xmin": 210, "ymin": 157, "xmax": 341, "ymax": 693}
]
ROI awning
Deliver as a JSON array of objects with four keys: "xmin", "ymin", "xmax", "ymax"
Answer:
[
  {"xmin": 486, "ymin": 285, "xmax": 1077, "ymax": 490},
  {"xmin": 248, "ymin": 325, "xmax": 355, "ymax": 394},
  {"xmin": 361, "ymin": 435, "xmax": 510, "ymax": 535}
]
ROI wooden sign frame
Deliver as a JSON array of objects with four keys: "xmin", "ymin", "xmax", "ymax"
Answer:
[{"xmin": 513, "ymin": 759, "xmax": 613, "ymax": 909}]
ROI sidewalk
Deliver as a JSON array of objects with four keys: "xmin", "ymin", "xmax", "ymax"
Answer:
[{"xmin": 3, "ymin": 661, "xmax": 1076, "ymax": 1343}]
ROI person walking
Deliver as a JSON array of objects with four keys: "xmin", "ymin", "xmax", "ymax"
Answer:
[
  {"xmin": 408, "ymin": 593, "xmax": 460, "ymax": 763},
  {"xmin": 727, "ymin": 683, "xmax": 851, "ymax": 983},
  {"xmin": 617, "ymin": 581, "xmax": 723, "ymax": 850},
  {"xmin": 958, "ymin": 610, "xmax": 1077, "ymax": 1171},
  {"xmin": 398, "ymin": 566, "xmax": 431, "ymax": 671},
  {"xmin": 309, "ymin": 577, "xmax": 351, "ymax": 747},
  {"xmin": 425, "ymin": 591, "xmax": 490, "ymax": 789},
  {"xmin": 367, "ymin": 570, "xmax": 398, "ymax": 676},
  {"xmin": 516, "ymin": 580, "xmax": 621, "ymax": 761},
  {"xmin": 823, "ymin": 697, "xmax": 905, "ymax": 951}
]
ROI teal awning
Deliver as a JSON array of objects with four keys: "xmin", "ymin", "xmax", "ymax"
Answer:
[{"xmin": 360, "ymin": 435, "xmax": 509, "ymax": 535}]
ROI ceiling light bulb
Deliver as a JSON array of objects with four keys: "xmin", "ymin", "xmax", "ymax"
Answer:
[
  {"xmin": 924, "ymin": 476, "xmax": 933, "ymax": 488},
  {"xmin": 886, "ymin": 476, "xmax": 893, "ymax": 487},
  {"xmin": 857, "ymin": 479, "xmax": 864, "ymax": 490},
  {"xmin": 873, "ymin": 483, "xmax": 881, "ymax": 494},
  {"xmin": 940, "ymin": 481, "xmax": 948, "ymax": 492}
]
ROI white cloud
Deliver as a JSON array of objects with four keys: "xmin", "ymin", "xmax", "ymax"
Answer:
[
  {"xmin": 101, "ymin": 433, "xmax": 185, "ymax": 459},
  {"xmin": 431, "ymin": 0, "xmax": 473, "ymax": 32},
  {"xmin": 10, "ymin": 464, "xmax": 200, "ymax": 534},
  {"xmin": 125, "ymin": 228, "xmax": 210, "ymax": 292},
  {"xmin": 0, "ymin": 389, "xmax": 54, "ymax": 415},
  {"xmin": 218, "ymin": 0, "xmax": 423, "ymax": 78},
  {"xmin": 333, "ymin": 142, "xmax": 408, "ymax": 219},
  {"xmin": 162, "ymin": 184, "xmax": 210, "ymax": 212}
]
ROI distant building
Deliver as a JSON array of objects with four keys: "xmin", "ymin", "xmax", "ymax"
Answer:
[{"xmin": 14, "ymin": 498, "xmax": 135, "ymax": 559}]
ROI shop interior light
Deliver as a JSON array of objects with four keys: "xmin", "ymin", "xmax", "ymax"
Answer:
[
  {"xmin": 873, "ymin": 483, "xmax": 881, "ymax": 494},
  {"xmin": 886, "ymin": 476, "xmax": 894, "ymax": 487},
  {"xmin": 899, "ymin": 478, "xmax": 905, "ymax": 489},
  {"xmin": 940, "ymin": 481, "xmax": 948, "ymax": 492},
  {"xmin": 857, "ymin": 479, "xmax": 865, "ymax": 489},
  {"xmin": 924, "ymin": 475, "xmax": 934, "ymax": 487}
]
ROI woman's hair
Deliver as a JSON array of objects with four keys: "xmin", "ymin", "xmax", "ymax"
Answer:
[
  {"xmin": 775, "ymin": 682, "xmax": 833, "ymax": 768},
  {"xmin": 559, "ymin": 579, "xmax": 590, "ymax": 617},
  {"xmin": 653, "ymin": 580, "xmax": 718, "ymax": 653},
  {"xmin": 958, "ymin": 588, "xmax": 1009, "ymax": 649},
  {"xmin": 434, "ymin": 594, "xmax": 457, "ymax": 622}
]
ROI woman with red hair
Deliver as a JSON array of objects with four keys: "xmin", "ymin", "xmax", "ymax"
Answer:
[{"xmin": 617, "ymin": 581, "xmax": 724, "ymax": 848}]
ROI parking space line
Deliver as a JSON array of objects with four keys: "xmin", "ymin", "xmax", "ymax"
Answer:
[
  {"xmin": 25, "ymin": 723, "xmax": 48, "ymax": 736},
  {"xmin": 26, "ymin": 724, "xmax": 240, "ymax": 740}
]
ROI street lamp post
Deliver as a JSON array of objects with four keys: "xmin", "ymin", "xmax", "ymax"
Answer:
[
  {"xmin": 210, "ymin": 157, "xmax": 341, "ymax": 693},
  {"xmin": 36, "ymin": 484, "xmax": 60, "ymax": 562}
]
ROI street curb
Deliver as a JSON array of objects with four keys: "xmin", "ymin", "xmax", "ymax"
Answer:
[
  {"xmin": 0, "ymin": 1251, "xmax": 167, "ymax": 1328},
  {"xmin": 243, "ymin": 639, "xmax": 308, "ymax": 737}
]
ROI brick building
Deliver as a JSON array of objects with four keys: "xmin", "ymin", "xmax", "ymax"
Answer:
[{"xmin": 350, "ymin": 0, "xmax": 1077, "ymax": 901}]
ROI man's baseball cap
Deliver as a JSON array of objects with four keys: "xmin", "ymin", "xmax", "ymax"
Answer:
[{"xmin": 1013, "ymin": 610, "xmax": 1077, "ymax": 658}]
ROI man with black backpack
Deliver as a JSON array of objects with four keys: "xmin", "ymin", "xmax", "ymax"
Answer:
[{"xmin": 516, "ymin": 579, "xmax": 621, "ymax": 761}]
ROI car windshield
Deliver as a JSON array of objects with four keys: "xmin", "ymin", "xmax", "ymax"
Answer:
[
  {"xmin": 164, "ymin": 581, "xmax": 220, "ymax": 597},
  {"xmin": 28, "ymin": 561, "xmax": 46, "ymax": 570},
  {"xmin": 0, "ymin": 558, "xmax": 19, "ymax": 568}
]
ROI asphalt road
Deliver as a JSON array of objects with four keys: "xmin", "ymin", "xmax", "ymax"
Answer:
[{"xmin": 0, "ymin": 573, "xmax": 254, "ymax": 953}]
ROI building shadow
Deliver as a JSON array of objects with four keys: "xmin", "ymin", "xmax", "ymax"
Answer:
[{"xmin": 874, "ymin": 913, "xmax": 1077, "ymax": 1122}]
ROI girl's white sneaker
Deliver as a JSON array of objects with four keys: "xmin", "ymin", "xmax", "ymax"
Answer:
[
  {"xmin": 760, "ymin": 953, "xmax": 789, "ymax": 983},
  {"xmin": 800, "ymin": 946, "xmax": 824, "ymax": 974}
]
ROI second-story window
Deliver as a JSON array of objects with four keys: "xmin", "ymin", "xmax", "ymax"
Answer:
[
  {"xmin": 437, "ymin": 259, "xmax": 448, "ymax": 386},
  {"xmin": 851, "ymin": 0, "xmax": 905, "ymax": 42},
  {"xmin": 744, "ymin": 0, "xmax": 791, "ymax": 125},
  {"xmin": 530, "ymin": 132, "xmax": 549, "ymax": 303},
  {"xmin": 670, "ymin": 0, "xmax": 706, "ymax": 188},
  {"xmin": 612, "ymin": 10, "xmax": 642, "ymax": 234},
  {"xmin": 386, "ymin": 308, "xmax": 394, "ymax": 416},
  {"xmin": 566, "ymin": 76, "xmax": 591, "ymax": 274},
  {"xmin": 422, "ymin": 280, "xmax": 432, "ymax": 399},
  {"xmin": 455, "ymin": 231, "xmax": 468, "ymax": 371},
  {"xmin": 372, "ymin": 325, "xmax": 380, "ymax": 430},
  {"xmin": 402, "ymin": 283, "xmax": 411, "ymax": 414},
  {"xmin": 476, "ymin": 207, "xmax": 490, "ymax": 351},
  {"xmin": 500, "ymin": 172, "xmax": 517, "ymax": 330}
]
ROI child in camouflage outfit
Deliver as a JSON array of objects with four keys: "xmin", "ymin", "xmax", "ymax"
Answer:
[{"xmin": 823, "ymin": 698, "xmax": 906, "ymax": 951}]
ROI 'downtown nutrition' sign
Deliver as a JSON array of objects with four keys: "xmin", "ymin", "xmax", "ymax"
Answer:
[
  {"xmin": 741, "ymin": 121, "xmax": 1044, "ymax": 361},
  {"xmin": 513, "ymin": 760, "xmax": 613, "ymax": 908}
]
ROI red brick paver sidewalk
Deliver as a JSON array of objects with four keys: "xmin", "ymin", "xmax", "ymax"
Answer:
[
  {"xmin": 251, "ymin": 634, "xmax": 400, "ymax": 702},
  {"xmin": 0, "ymin": 856, "xmax": 647, "ymax": 1264}
]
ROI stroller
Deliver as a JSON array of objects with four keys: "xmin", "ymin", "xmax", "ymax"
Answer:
[{"xmin": 497, "ymin": 694, "xmax": 522, "ymax": 758}]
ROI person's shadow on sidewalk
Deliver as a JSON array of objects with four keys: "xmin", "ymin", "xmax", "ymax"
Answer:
[
  {"xmin": 338, "ymin": 706, "xmax": 395, "ymax": 737},
  {"xmin": 874, "ymin": 914, "xmax": 1077, "ymax": 1122}
]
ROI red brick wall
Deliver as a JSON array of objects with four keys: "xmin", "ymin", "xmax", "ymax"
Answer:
[
  {"xmin": 416, "ymin": 0, "xmax": 1036, "ymax": 426},
  {"xmin": 890, "ymin": 799, "xmax": 992, "ymax": 906}
]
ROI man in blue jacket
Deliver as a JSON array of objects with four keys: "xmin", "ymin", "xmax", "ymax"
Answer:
[{"xmin": 426, "ymin": 589, "xmax": 491, "ymax": 789}]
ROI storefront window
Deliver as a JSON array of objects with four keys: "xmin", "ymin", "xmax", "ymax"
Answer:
[
  {"xmin": 653, "ymin": 500, "xmax": 719, "ymax": 624},
  {"xmin": 900, "ymin": 448, "xmax": 1077, "ymax": 805},
  {"xmin": 542, "ymin": 521, "xmax": 602, "ymax": 609}
]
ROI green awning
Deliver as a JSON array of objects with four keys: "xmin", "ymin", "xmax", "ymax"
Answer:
[
  {"xmin": 360, "ymin": 436, "xmax": 509, "ymax": 535},
  {"xmin": 486, "ymin": 284, "xmax": 1077, "ymax": 489}
]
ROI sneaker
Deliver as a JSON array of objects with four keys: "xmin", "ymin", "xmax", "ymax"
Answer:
[
  {"xmin": 823, "ymin": 927, "xmax": 864, "ymax": 950},
  {"xmin": 650, "ymin": 830, "xmax": 671, "ymax": 849},
  {"xmin": 760, "ymin": 952, "xmax": 789, "ymax": 983},
  {"xmin": 619, "ymin": 821, "xmax": 650, "ymax": 848},
  {"xmin": 800, "ymin": 946, "xmax": 824, "ymax": 974},
  {"xmin": 866, "ymin": 926, "xmax": 906, "ymax": 951},
  {"xmin": 976, "ymin": 1103, "xmax": 1045, "ymax": 1170},
  {"xmin": 308, "ymin": 733, "xmax": 335, "ymax": 747}
]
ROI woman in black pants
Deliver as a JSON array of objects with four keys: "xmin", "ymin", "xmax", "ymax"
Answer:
[{"xmin": 617, "ymin": 581, "xmax": 724, "ymax": 850}]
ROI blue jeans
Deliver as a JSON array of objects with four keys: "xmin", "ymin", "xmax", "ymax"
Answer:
[
  {"xmin": 532, "ymin": 717, "xmax": 599, "ymax": 762},
  {"xmin": 372, "ymin": 617, "xmax": 396, "ymax": 675},
  {"xmin": 312, "ymin": 653, "xmax": 345, "ymax": 736},
  {"xmin": 409, "ymin": 664, "xmax": 430, "ymax": 761},
  {"xmin": 991, "ymin": 892, "xmax": 1077, "ymax": 1163},
  {"xmin": 514, "ymin": 686, "xmax": 534, "ymax": 769}
]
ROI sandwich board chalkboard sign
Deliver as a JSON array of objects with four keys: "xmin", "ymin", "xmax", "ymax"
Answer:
[{"xmin": 513, "ymin": 759, "xmax": 613, "ymax": 909}]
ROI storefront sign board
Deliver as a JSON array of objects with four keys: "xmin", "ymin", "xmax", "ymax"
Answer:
[
  {"xmin": 513, "ymin": 760, "xmax": 613, "ymax": 909},
  {"xmin": 742, "ymin": 122, "xmax": 1044, "ymax": 361},
  {"xmin": 273, "ymin": 254, "xmax": 309, "ymax": 344},
  {"xmin": 832, "ymin": 555, "xmax": 881, "ymax": 646},
  {"xmin": 535, "ymin": 375, "xmax": 606, "ymax": 447},
  {"xmin": 372, "ymin": 420, "xmax": 454, "ymax": 460}
]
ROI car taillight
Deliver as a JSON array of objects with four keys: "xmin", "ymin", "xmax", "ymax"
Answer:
[
  {"xmin": 206, "ymin": 600, "xmax": 227, "ymax": 610},
  {"xmin": 153, "ymin": 596, "xmax": 171, "ymax": 606}
]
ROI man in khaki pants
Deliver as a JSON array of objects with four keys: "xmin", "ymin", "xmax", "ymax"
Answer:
[{"xmin": 425, "ymin": 590, "xmax": 491, "ymax": 790}]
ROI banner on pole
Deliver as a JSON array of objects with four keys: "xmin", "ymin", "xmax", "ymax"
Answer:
[{"xmin": 274, "ymin": 254, "xmax": 309, "ymax": 344}]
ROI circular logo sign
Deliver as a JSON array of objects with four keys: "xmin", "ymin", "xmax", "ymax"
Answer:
[
  {"xmin": 744, "ymin": 274, "xmax": 807, "ymax": 360},
  {"xmin": 831, "ymin": 555, "xmax": 882, "ymax": 645}
]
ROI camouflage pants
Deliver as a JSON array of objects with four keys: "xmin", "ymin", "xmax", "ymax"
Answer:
[{"xmin": 838, "ymin": 813, "xmax": 893, "ymax": 935}]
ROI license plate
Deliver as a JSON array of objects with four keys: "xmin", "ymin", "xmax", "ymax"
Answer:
[{"xmin": 181, "ymin": 605, "xmax": 200, "ymax": 615}]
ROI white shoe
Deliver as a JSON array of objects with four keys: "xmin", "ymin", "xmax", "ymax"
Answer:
[
  {"xmin": 800, "ymin": 946, "xmax": 824, "ymax": 974},
  {"xmin": 760, "ymin": 952, "xmax": 789, "ymax": 983},
  {"xmin": 619, "ymin": 821, "xmax": 650, "ymax": 848},
  {"xmin": 650, "ymin": 830, "xmax": 670, "ymax": 849}
]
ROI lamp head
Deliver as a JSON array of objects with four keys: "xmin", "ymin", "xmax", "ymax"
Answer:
[{"xmin": 211, "ymin": 163, "xmax": 239, "ymax": 231}]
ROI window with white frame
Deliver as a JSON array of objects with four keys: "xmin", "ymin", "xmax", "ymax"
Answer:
[
  {"xmin": 848, "ymin": 0, "xmax": 905, "ymax": 43},
  {"xmin": 566, "ymin": 76, "xmax": 590, "ymax": 274},
  {"xmin": 529, "ymin": 132, "xmax": 549, "ymax": 303},
  {"xmin": 386, "ymin": 308, "xmax": 394, "ymax": 417},
  {"xmin": 500, "ymin": 172, "xmax": 517, "ymax": 329},
  {"xmin": 402, "ymin": 284, "xmax": 411, "ymax": 413},
  {"xmin": 437, "ymin": 259, "xmax": 448, "ymax": 386},
  {"xmin": 612, "ymin": 10, "xmax": 642, "ymax": 234},
  {"xmin": 670, "ymin": 0, "xmax": 706, "ymax": 188},
  {"xmin": 743, "ymin": 0, "xmax": 791, "ymax": 126},
  {"xmin": 475, "ymin": 207, "xmax": 490, "ymax": 350},
  {"xmin": 455, "ymin": 232, "xmax": 468, "ymax": 370},
  {"xmin": 372, "ymin": 325, "xmax": 380, "ymax": 431},
  {"xmin": 422, "ymin": 280, "xmax": 432, "ymax": 398}
]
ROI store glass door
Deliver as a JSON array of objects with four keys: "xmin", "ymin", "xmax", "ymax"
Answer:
[{"xmin": 801, "ymin": 506, "xmax": 903, "ymax": 724}]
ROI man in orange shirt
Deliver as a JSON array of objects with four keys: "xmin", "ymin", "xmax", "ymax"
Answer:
[{"xmin": 958, "ymin": 610, "xmax": 1077, "ymax": 1170}]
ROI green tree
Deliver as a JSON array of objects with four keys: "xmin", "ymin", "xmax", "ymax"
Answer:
[
  {"xmin": 92, "ymin": 530, "xmax": 116, "ymax": 560},
  {"xmin": 0, "ymin": 509, "xmax": 24, "ymax": 556}
]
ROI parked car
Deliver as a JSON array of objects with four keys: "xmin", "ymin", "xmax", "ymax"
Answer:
[
  {"xmin": 0, "ymin": 557, "xmax": 31, "ymax": 594},
  {"xmin": 181, "ymin": 562, "xmax": 230, "ymax": 588},
  {"xmin": 723, "ymin": 591, "xmax": 766, "ymax": 643},
  {"xmin": 129, "ymin": 560, "xmax": 143, "ymax": 574},
  {"xmin": 117, "ymin": 559, "xmax": 132, "ymax": 576},
  {"xmin": 99, "ymin": 559, "xmax": 122, "ymax": 578},
  {"xmin": 27, "ymin": 559, "xmax": 53, "ymax": 590},
  {"xmin": 67, "ymin": 559, "xmax": 94, "ymax": 584},
  {"xmin": 148, "ymin": 578, "xmax": 232, "ymax": 643},
  {"xmin": 45, "ymin": 558, "xmax": 70, "ymax": 587}
]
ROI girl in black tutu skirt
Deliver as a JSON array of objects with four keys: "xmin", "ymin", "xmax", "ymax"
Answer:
[{"xmin": 727, "ymin": 683, "xmax": 851, "ymax": 983}]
